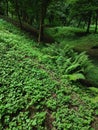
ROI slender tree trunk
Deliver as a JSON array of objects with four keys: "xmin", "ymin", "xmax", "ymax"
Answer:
[
  {"xmin": 38, "ymin": 2, "xmax": 45, "ymax": 42},
  {"xmin": 5, "ymin": 0, "xmax": 8, "ymax": 16},
  {"xmin": 48, "ymin": 14, "xmax": 54, "ymax": 26},
  {"xmin": 11, "ymin": 12, "xmax": 13, "ymax": 19},
  {"xmin": 38, "ymin": 0, "xmax": 50, "ymax": 42},
  {"xmin": 83, "ymin": 21, "xmax": 86, "ymax": 29},
  {"xmin": 77, "ymin": 17, "xmax": 82, "ymax": 28},
  {"xmin": 95, "ymin": 12, "xmax": 98, "ymax": 33},
  {"xmin": 86, "ymin": 12, "xmax": 92, "ymax": 33},
  {"xmin": 38, "ymin": 11, "xmax": 44, "ymax": 42},
  {"xmin": 14, "ymin": 0, "xmax": 22, "ymax": 29},
  {"xmin": 0, "ymin": 6, "xmax": 4, "ymax": 15},
  {"xmin": 29, "ymin": 17, "xmax": 33, "ymax": 25}
]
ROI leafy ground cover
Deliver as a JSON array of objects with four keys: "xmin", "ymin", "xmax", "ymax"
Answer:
[
  {"xmin": 0, "ymin": 19, "xmax": 98, "ymax": 130},
  {"xmin": 45, "ymin": 26, "xmax": 98, "ymax": 51},
  {"xmin": 45, "ymin": 26, "xmax": 98, "ymax": 86}
]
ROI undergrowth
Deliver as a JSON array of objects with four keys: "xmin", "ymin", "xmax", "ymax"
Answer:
[
  {"xmin": 0, "ymin": 19, "xmax": 98, "ymax": 130},
  {"xmin": 45, "ymin": 26, "xmax": 98, "ymax": 86}
]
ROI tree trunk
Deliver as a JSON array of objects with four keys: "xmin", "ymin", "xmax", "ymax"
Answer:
[
  {"xmin": 48, "ymin": 13, "xmax": 54, "ymax": 26},
  {"xmin": 14, "ymin": 0, "xmax": 22, "ymax": 29},
  {"xmin": 95, "ymin": 12, "xmax": 98, "ymax": 33},
  {"xmin": 38, "ymin": 0, "xmax": 50, "ymax": 42},
  {"xmin": 77, "ymin": 17, "xmax": 82, "ymax": 28},
  {"xmin": 82, "ymin": 20, "xmax": 86, "ymax": 29},
  {"xmin": 86, "ymin": 12, "xmax": 92, "ymax": 33},
  {"xmin": 5, "ymin": 0, "xmax": 8, "ymax": 16},
  {"xmin": 38, "ymin": 11, "xmax": 44, "ymax": 42}
]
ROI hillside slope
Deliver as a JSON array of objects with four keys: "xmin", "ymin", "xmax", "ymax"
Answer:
[{"xmin": 0, "ymin": 19, "xmax": 98, "ymax": 130}]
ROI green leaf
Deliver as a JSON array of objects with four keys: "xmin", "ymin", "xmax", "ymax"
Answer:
[{"xmin": 67, "ymin": 73, "xmax": 85, "ymax": 81}]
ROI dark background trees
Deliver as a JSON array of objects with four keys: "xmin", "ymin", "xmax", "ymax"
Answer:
[{"xmin": 0, "ymin": 0, "xmax": 98, "ymax": 41}]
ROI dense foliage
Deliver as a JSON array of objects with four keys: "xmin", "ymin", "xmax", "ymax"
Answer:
[
  {"xmin": 0, "ymin": 19, "xmax": 98, "ymax": 130},
  {"xmin": 0, "ymin": 0, "xmax": 98, "ymax": 41}
]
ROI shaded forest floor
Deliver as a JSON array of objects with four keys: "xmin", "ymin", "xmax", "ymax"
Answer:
[
  {"xmin": 45, "ymin": 26, "xmax": 98, "ymax": 57},
  {"xmin": 0, "ymin": 19, "xmax": 98, "ymax": 130}
]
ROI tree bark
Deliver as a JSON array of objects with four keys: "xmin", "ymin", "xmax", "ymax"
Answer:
[
  {"xmin": 77, "ymin": 17, "xmax": 82, "ymax": 28},
  {"xmin": 86, "ymin": 12, "xmax": 92, "ymax": 33},
  {"xmin": 95, "ymin": 12, "xmax": 98, "ymax": 33},
  {"xmin": 5, "ymin": 0, "xmax": 9, "ymax": 16},
  {"xmin": 38, "ymin": 9, "xmax": 44, "ymax": 42},
  {"xmin": 14, "ymin": 0, "xmax": 22, "ymax": 29},
  {"xmin": 38, "ymin": 0, "xmax": 50, "ymax": 42},
  {"xmin": 38, "ymin": 1, "xmax": 45, "ymax": 42}
]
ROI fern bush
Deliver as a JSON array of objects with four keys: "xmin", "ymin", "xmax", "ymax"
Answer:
[{"xmin": 41, "ymin": 44, "xmax": 93, "ymax": 81}]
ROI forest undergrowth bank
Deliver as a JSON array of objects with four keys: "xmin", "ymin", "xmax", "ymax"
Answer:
[{"xmin": 0, "ymin": 19, "xmax": 98, "ymax": 130}]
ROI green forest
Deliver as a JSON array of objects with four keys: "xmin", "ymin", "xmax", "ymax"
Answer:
[{"xmin": 0, "ymin": 0, "xmax": 98, "ymax": 130}]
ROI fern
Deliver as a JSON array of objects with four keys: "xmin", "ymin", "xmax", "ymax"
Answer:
[
  {"xmin": 41, "ymin": 44, "xmax": 93, "ymax": 83},
  {"xmin": 65, "ymin": 63, "xmax": 80, "ymax": 74},
  {"xmin": 63, "ymin": 73, "xmax": 85, "ymax": 81}
]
